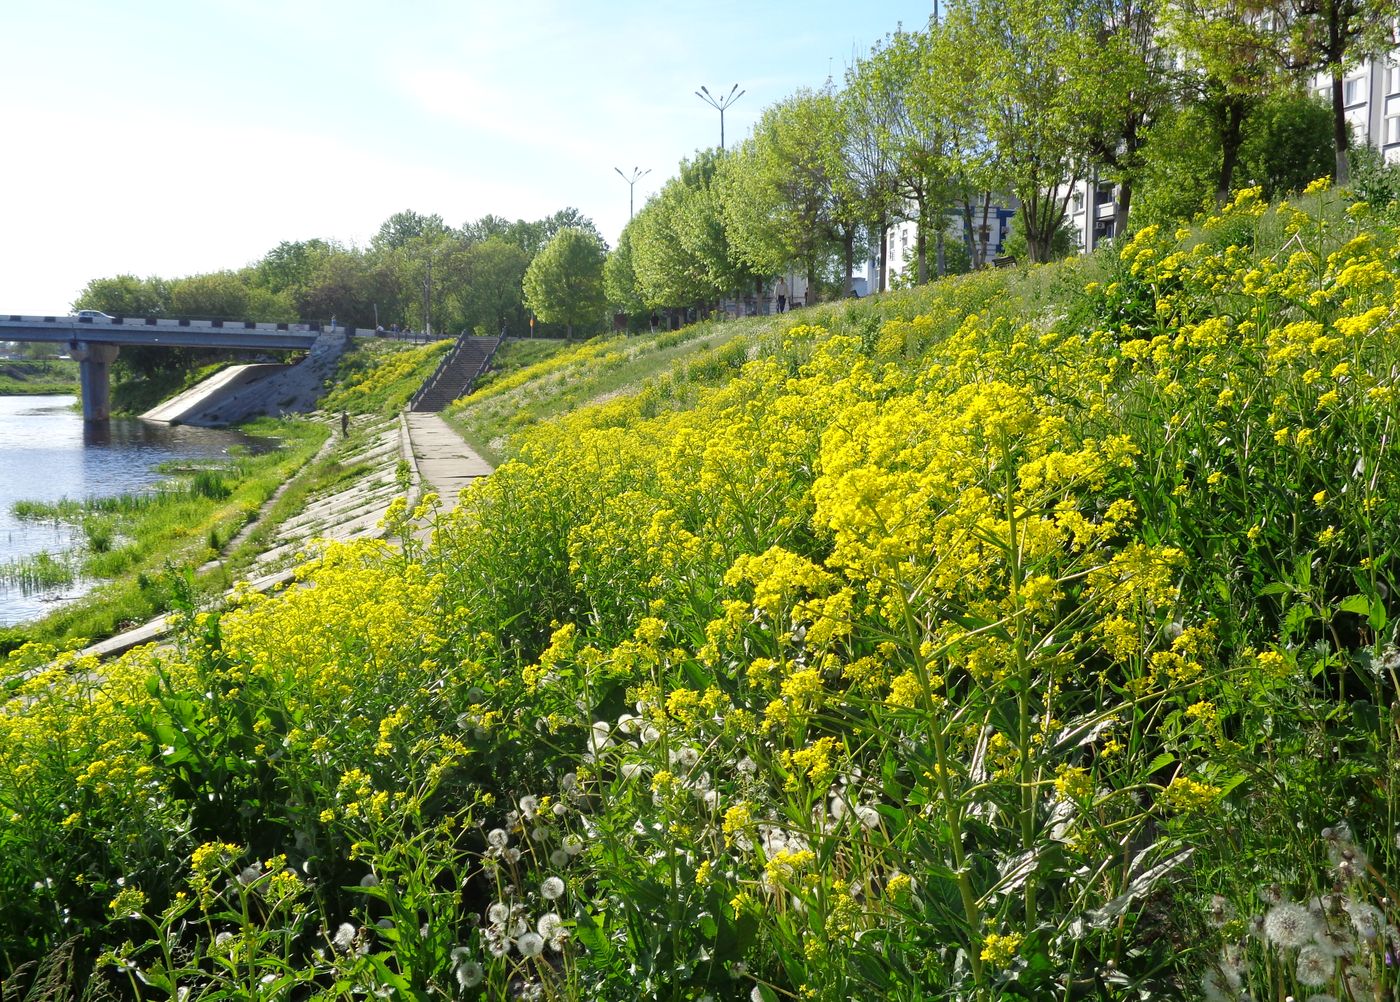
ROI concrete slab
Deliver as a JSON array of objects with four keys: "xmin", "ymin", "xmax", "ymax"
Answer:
[
  {"xmin": 79, "ymin": 409, "xmax": 492, "ymax": 664},
  {"xmin": 404, "ymin": 412, "xmax": 492, "ymax": 515}
]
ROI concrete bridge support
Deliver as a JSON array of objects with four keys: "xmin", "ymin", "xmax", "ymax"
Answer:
[{"xmin": 70, "ymin": 341, "xmax": 120, "ymax": 421}]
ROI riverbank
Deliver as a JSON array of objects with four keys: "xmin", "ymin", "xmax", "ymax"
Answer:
[
  {"xmin": 0, "ymin": 358, "xmax": 78, "ymax": 395},
  {"xmin": 0, "ymin": 337, "xmax": 452, "ymax": 651}
]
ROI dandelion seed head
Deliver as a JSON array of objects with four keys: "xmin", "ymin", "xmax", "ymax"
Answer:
[
  {"xmin": 332, "ymin": 923, "xmax": 356, "ymax": 951},
  {"xmin": 1295, "ymin": 944, "xmax": 1333, "ymax": 986},
  {"xmin": 517, "ymin": 931, "xmax": 545, "ymax": 957},
  {"xmin": 1265, "ymin": 902, "xmax": 1320, "ymax": 948},
  {"xmin": 541, "ymin": 876, "xmax": 565, "ymax": 900},
  {"xmin": 454, "ymin": 959, "xmax": 483, "ymax": 989}
]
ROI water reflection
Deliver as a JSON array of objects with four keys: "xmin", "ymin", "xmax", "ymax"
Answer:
[{"xmin": 0, "ymin": 395, "xmax": 276, "ymax": 625}]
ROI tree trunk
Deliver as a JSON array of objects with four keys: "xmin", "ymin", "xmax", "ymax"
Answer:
[
  {"xmin": 917, "ymin": 221, "xmax": 929, "ymax": 284},
  {"xmin": 1217, "ymin": 96, "xmax": 1246, "ymax": 206},
  {"xmin": 961, "ymin": 201, "xmax": 977, "ymax": 264},
  {"xmin": 977, "ymin": 192, "xmax": 992, "ymax": 267},
  {"xmin": 1332, "ymin": 66, "xmax": 1351, "ymax": 185},
  {"xmin": 879, "ymin": 218, "xmax": 889, "ymax": 293},
  {"xmin": 1114, "ymin": 181, "xmax": 1133, "ymax": 239},
  {"xmin": 843, "ymin": 232, "xmax": 855, "ymax": 297}
]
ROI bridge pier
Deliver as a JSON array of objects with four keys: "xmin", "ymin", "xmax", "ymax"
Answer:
[{"xmin": 69, "ymin": 341, "xmax": 120, "ymax": 421}]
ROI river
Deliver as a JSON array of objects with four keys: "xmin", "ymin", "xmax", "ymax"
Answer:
[{"xmin": 0, "ymin": 395, "xmax": 271, "ymax": 626}]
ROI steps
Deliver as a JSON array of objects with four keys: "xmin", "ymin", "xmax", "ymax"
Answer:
[{"xmin": 409, "ymin": 335, "xmax": 501, "ymax": 412}]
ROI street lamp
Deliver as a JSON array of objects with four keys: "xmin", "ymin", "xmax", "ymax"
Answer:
[
  {"xmin": 614, "ymin": 166, "xmax": 651, "ymax": 220},
  {"xmin": 695, "ymin": 83, "xmax": 745, "ymax": 150}
]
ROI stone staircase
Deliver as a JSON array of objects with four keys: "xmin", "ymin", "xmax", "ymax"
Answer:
[{"xmin": 409, "ymin": 334, "xmax": 501, "ymax": 412}]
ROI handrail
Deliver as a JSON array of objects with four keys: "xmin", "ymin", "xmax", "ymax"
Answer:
[{"xmin": 409, "ymin": 334, "xmax": 503, "ymax": 412}]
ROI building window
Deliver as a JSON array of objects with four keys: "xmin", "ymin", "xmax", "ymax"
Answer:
[
  {"xmin": 1388, "ymin": 115, "xmax": 1400, "ymax": 145},
  {"xmin": 1388, "ymin": 63, "xmax": 1400, "ymax": 95},
  {"xmin": 1345, "ymin": 76, "xmax": 1365, "ymax": 106}
]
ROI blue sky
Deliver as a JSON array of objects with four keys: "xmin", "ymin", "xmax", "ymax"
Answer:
[{"xmin": 1, "ymin": 1, "xmax": 933, "ymax": 315}]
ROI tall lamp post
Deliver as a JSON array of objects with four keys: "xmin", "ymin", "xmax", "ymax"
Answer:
[
  {"xmin": 614, "ymin": 166, "xmax": 651, "ymax": 220},
  {"xmin": 695, "ymin": 83, "xmax": 745, "ymax": 150}
]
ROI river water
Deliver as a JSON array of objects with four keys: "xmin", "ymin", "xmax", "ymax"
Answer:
[{"xmin": 0, "ymin": 395, "xmax": 270, "ymax": 626}]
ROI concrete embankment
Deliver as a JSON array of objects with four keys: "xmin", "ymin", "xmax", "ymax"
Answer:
[
  {"xmin": 80, "ymin": 411, "xmax": 493, "ymax": 661},
  {"xmin": 141, "ymin": 329, "xmax": 351, "ymax": 427}
]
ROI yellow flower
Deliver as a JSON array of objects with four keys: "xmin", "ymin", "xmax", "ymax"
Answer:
[{"xmin": 980, "ymin": 932, "xmax": 1023, "ymax": 967}]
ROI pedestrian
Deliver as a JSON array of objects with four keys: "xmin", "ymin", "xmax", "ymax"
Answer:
[
  {"xmin": 776, "ymin": 277, "xmax": 788, "ymax": 313},
  {"xmin": 340, "ymin": 410, "xmax": 349, "ymax": 436}
]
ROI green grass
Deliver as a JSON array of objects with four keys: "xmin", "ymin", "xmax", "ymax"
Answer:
[
  {"xmin": 0, "ymin": 359, "xmax": 79, "ymax": 395},
  {"xmin": 4, "ymin": 417, "xmax": 328, "ymax": 649},
  {"xmin": 445, "ymin": 322, "xmax": 763, "ymax": 465},
  {"xmin": 321, "ymin": 337, "xmax": 452, "ymax": 416}
]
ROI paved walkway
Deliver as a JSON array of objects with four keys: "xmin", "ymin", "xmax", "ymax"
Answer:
[
  {"xmin": 404, "ymin": 412, "xmax": 493, "ymax": 515},
  {"xmin": 79, "ymin": 411, "xmax": 492, "ymax": 661}
]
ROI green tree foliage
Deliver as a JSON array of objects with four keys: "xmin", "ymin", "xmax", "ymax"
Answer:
[
  {"xmin": 251, "ymin": 239, "xmax": 334, "ymax": 297},
  {"xmin": 860, "ymin": 28, "xmax": 966, "ymax": 282},
  {"xmin": 940, "ymin": 0, "xmax": 1099, "ymax": 263},
  {"xmin": 842, "ymin": 45, "xmax": 906, "ymax": 292},
  {"xmin": 1078, "ymin": 0, "xmax": 1177, "ymax": 235},
  {"xmin": 522, "ymin": 227, "xmax": 607, "ymax": 339},
  {"xmin": 720, "ymin": 89, "xmax": 855, "ymax": 294},
  {"xmin": 1163, "ymin": 0, "xmax": 1293, "ymax": 203},
  {"xmin": 1239, "ymin": 92, "xmax": 1336, "ymax": 198},
  {"xmin": 168, "ymin": 272, "xmax": 251, "ymax": 321},
  {"xmin": 604, "ymin": 222, "xmax": 646, "ymax": 317},
  {"xmin": 297, "ymin": 249, "xmax": 399, "ymax": 330},
  {"xmin": 1136, "ymin": 91, "xmax": 1335, "ymax": 225},
  {"xmin": 634, "ymin": 150, "xmax": 754, "ymax": 311},
  {"xmin": 457, "ymin": 237, "xmax": 531, "ymax": 336},
  {"xmin": 1269, "ymin": 0, "xmax": 1400, "ymax": 183},
  {"xmin": 372, "ymin": 210, "xmax": 450, "ymax": 252},
  {"xmin": 72, "ymin": 275, "xmax": 168, "ymax": 318}
]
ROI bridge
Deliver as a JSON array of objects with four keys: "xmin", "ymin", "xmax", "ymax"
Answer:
[{"xmin": 0, "ymin": 314, "xmax": 365, "ymax": 420}]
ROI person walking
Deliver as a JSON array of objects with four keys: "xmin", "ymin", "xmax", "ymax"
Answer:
[{"xmin": 775, "ymin": 277, "xmax": 788, "ymax": 314}]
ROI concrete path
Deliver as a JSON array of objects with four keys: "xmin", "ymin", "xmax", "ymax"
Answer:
[
  {"xmin": 403, "ymin": 412, "xmax": 493, "ymax": 516},
  {"xmin": 78, "ymin": 411, "xmax": 492, "ymax": 662}
]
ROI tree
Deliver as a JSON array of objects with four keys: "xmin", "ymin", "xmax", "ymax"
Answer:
[
  {"xmin": 940, "ymin": 0, "xmax": 1100, "ymax": 263},
  {"xmin": 604, "ymin": 222, "xmax": 647, "ymax": 318},
  {"xmin": 251, "ymin": 239, "xmax": 334, "ymax": 297},
  {"xmin": 372, "ymin": 210, "xmax": 450, "ymax": 253},
  {"xmin": 1269, "ymin": 0, "xmax": 1400, "ymax": 183},
  {"xmin": 721, "ymin": 89, "xmax": 853, "ymax": 296},
  {"xmin": 522, "ymin": 228, "xmax": 607, "ymax": 339},
  {"xmin": 1079, "ymin": 0, "xmax": 1177, "ymax": 235},
  {"xmin": 843, "ymin": 44, "xmax": 907, "ymax": 293},
  {"xmin": 1164, "ymin": 0, "xmax": 1293, "ymax": 202},
  {"xmin": 864, "ymin": 27, "xmax": 967, "ymax": 282},
  {"xmin": 297, "ymin": 250, "xmax": 399, "ymax": 329},
  {"xmin": 168, "ymin": 272, "xmax": 250, "ymax": 320},
  {"xmin": 633, "ymin": 150, "xmax": 756, "ymax": 313},
  {"xmin": 457, "ymin": 237, "xmax": 531, "ymax": 336},
  {"xmin": 72, "ymin": 275, "xmax": 168, "ymax": 318}
]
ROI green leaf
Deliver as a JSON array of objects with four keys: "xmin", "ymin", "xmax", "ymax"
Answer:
[{"xmin": 1338, "ymin": 594, "xmax": 1371, "ymax": 616}]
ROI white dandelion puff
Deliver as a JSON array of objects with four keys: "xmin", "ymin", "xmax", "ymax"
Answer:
[
  {"xmin": 517, "ymin": 931, "xmax": 545, "ymax": 957},
  {"xmin": 332, "ymin": 923, "xmax": 356, "ymax": 951},
  {"xmin": 1295, "ymin": 944, "xmax": 1334, "ymax": 986},
  {"xmin": 1264, "ymin": 902, "xmax": 1319, "ymax": 948},
  {"xmin": 541, "ymin": 876, "xmax": 565, "ymax": 900}
]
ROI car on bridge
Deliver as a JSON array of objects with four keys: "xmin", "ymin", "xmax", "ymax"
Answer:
[{"xmin": 74, "ymin": 310, "xmax": 113, "ymax": 321}]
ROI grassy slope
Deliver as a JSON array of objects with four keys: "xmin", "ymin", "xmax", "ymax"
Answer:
[
  {"xmin": 2, "ymin": 339, "xmax": 448, "ymax": 649},
  {"xmin": 9, "ymin": 190, "xmax": 1400, "ymax": 999}
]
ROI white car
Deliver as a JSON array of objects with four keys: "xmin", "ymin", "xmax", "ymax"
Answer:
[{"xmin": 75, "ymin": 310, "xmax": 114, "ymax": 321}]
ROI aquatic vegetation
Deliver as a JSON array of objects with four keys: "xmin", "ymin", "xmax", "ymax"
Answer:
[{"xmin": 3, "ymin": 187, "xmax": 1400, "ymax": 999}]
